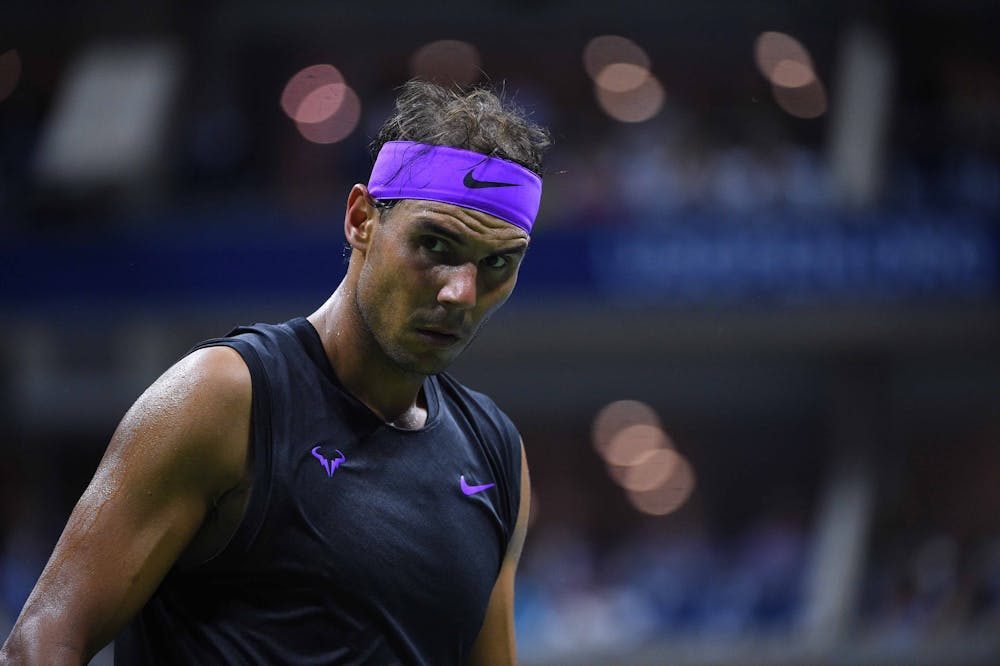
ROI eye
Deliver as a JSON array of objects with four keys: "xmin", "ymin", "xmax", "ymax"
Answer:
[
  {"xmin": 421, "ymin": 236, "xmax": 448, "ymax": 254},
  {"xmin": 484, "ymin": 254, "xmax": 509, "ymax": 270}
]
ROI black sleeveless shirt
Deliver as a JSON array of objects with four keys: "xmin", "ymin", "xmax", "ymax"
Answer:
[{"xmin": 115, "ymin": 318, "xmax": 522, "ymax": 665}]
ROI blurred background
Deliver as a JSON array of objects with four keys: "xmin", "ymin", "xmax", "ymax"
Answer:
[{"xmin": 2, "ymin": 1, "xmax": 999, "ymax": 664}]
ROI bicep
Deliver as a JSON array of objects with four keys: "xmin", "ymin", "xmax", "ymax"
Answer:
[
  {"xmin": 469, "ymin": 439, "xmax": 531, "ymax": 666},
  {"xmin": 1, "ymin": 346, "xmax": 251, "ymax": 663}
]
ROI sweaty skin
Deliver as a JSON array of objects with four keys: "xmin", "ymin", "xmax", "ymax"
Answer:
[
  {"xmin": 0, "ymin": 345, "xmax": 253, "ymax": 664},
  {"xmin": 0, "ymin": 183, "xmax": 532, "ymax": 666},
  {"xmin": 308, "ymin": 186, "xmax": 528, "ymax": 426}
]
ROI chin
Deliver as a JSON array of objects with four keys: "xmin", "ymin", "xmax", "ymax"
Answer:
[
  {"xmin": 390, "ymin": 336, "xmax": 470, "ymax": 375},
  {"xmin": 407, "ymin": 355, "xmax": 457, "ymax": 376},
  {"xmin": 393, "ymin": 349, "xmax": 462, "ymax": 376}
]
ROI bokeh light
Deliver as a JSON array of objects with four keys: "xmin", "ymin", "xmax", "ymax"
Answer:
[
  {"xmin": 295, "ymin": 83, "xmax": 361, "ymax": 144},
  {"xmin": 754, "ymin": 31, "xmax": 814, "ymax": 85},
  {"xmin": 773, "ymin": 78, "xmax": 828, "ymax": 119},
  {"xmin": 295, "ymin": 83, "xmax": 343, "ymax": 124},
  {"xmin": 592, "ymin": 399, "xmax": 661, "ymax": 459},
  {"xmin": 0, "ymin": 49, "xmax": 21, "ymax": 103},
  {"xmin": 595, "ymin": 74, "xmax": 665, "ymax": 123},
  {"xmin": 281, "ymin": 64, "xmax": 344, "ymax": 121},
  {"xmin": 771, "ymin": 59, "xmax": 816, "ymax": 88},
  {"xmin": 410, "ymin": 39, "xmax": 482, "ymax": 87},
  {"xmin": 620, "ymin": 447, "xmax": 680, "ymax": 492},
  {"xmin": 595, "ymin": 62, "xmax": 650, "ymax": 93},
  {"xmin": 280, "ymin": 64, "xmax": 360, "ymax": 144},
  {"xmin": 753, "ymin": 31, "xmax": 827, "ymax": 120},
  {"xmin": 583, "ymin": 35, "xmax": 650, "ymax": 80},
  {"xmin": 625, "ymin": 452, "xmax": 696, "ymax": 516},
  {"xmin": 604, "ymin": 423, "xmax": 671, "ymax": 468},
  {"xmin": 593, "ymin": 400, "xmax": 694, "ymax": 516}
]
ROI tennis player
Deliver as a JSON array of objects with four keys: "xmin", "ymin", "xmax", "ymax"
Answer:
[{"xmin": 0, "ymin": 80, "xmax": 549, "ymax": 665}]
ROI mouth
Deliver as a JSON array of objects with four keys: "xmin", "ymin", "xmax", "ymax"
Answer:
[{"xmin": 415, "ymin": 328, "xmax": 462, "ymax": 347}]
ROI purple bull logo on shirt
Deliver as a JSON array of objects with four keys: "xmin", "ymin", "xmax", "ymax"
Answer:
[{"xmin": 311, "ymin": 446, "xmax": 346, "ymax": 477}]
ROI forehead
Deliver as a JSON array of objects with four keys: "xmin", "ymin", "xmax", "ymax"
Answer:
[{"xmin": 389, "ymin": 199, "xmax": 529, "ymax": 245}]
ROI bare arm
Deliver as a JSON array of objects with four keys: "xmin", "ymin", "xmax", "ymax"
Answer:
[
  {"xmin": 0, "ymin": 346, "xmax": 252, "ymax": 665},
  {"xmin": 468, "ymin": 439, "xmax": 531, "ymax": 666}
]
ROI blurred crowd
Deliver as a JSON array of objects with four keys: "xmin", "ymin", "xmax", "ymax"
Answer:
[
  {"xmin": 516, "ymin": 514, "xmax": 806, "ymax": 658},
  {"xmin": 512, "ymin": 524, "xmax": 1000, "ymax": 660}
]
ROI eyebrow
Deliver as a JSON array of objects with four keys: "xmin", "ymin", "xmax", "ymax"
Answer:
[{"xmin": 414, "ymin": 219, "xmax": 529, "ymax": 256}]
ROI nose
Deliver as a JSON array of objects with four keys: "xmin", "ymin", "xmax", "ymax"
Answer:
[{"xmin": 437, "ymin": 262, "xmax": 477, "ymax": 310}]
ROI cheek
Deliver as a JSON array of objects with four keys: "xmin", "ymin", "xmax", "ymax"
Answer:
[
  {"xmin": 361, "ymin": 261, "xmax": 425, "ymax": 327},
  {"xmin": 356, "ymin": 262, "xmax": 395, "ymax": 324},
  {"xmin": 473, "ymin": 275, "xmax": 518, "ymax": 321},
  {"xmin": 488, "ymin": 270, "xmax": 520, "ymax": 304}
]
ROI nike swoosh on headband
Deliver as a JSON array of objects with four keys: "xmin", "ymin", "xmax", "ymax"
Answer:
[
  {"xmin": 367, "ymin": 141, "xmax": 541, "ymax": 233},
  {"xmin": 463, "ymin": 169, "xmax": 519, "ymax": 189}
]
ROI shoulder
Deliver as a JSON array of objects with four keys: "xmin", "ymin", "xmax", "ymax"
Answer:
[
  {"xmin": 436, "ymin": 373, "xmax": 519, "ymax": 440},
  {"xmin": 139, "ymin": 345, "xmax": 252, "ymax": 428},
  {"xmin": 436, "ymin": 373, "xmax": 522, "ymax": 490},
  {"xmin": 436, "ymin": 372, "xmax": 508, "ymax": 416},
  {"xmin": 112, "ymin": 345, "xmax": 252, "ymax": 495}
]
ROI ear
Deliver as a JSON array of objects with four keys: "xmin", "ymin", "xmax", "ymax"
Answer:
[{"xmin": 344, "ymin": 184, "xmax": 378, "ymax": 252}]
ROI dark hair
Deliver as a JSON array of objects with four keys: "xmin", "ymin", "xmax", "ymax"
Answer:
[{"xmin": 370, "ymin": 80, "xmax": 550, "ymax": 177}]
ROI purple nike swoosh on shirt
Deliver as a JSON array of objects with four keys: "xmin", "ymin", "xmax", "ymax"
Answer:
[{"xmin": 460, "ymin": 475, "xmax": 495, "ymax": 495}]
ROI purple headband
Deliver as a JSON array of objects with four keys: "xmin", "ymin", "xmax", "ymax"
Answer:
[{"xmin": 367, "ymin": 141, "xmax": 542, "ymax": 234}]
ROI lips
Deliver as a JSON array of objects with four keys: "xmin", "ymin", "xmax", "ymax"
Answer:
[
  {"xmin": 415, "ymin": 326, "xmax": 463, "ymax": 346},
  {"xmin": 417, "ymin": 328, "xmax": 460, "ymax": 339}
]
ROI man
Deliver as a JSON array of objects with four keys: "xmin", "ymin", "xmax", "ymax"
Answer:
[{"xmin": 1, "ymin": 80, "xmax": 550, "ymax": 664}]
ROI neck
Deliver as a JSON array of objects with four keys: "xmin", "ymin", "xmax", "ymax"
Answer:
[{"xmin": 307, "ymin": 282, "xmax": 428, "ymax": 428}]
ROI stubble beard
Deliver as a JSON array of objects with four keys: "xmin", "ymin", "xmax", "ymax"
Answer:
[
  {"xmin": 354, "ymin": 286, "xmax": 456, "ymax": 377},
  {"xmin": 352, "ymin": 262, "xmax": 503, "ymax": 377}
]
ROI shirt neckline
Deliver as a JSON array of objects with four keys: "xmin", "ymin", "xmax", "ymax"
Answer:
[{"xmin": 286, "ymin": 316, "xmax": 441, "ymax": 432}]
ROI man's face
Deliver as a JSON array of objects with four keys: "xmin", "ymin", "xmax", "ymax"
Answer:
[{"xmin": 354, "ymin": 199, "xmax": 529, "ymax": 376}]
